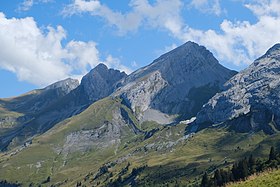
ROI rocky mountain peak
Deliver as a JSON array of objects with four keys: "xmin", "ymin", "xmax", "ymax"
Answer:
[
  {"xmin": 123, "ymin": 41, "xmax": 235, "ymax": 85},
  {"xmin": 116, "ymin": 42, "xmax": 236, "ymax": 122},
  {"xmin": 92, "ymin": 63, "xmax": 109, "ymax": 73},
  {"xmin": 81, "ymin": 63, "xmax": 127, "ymax": 101},
  {"xmin": 158, "ymin": 41, "xmax": 218, "ymax": 67},
  {"xmin": 264, "ymin": 43, "xmax": 280, "ymax": 56}
]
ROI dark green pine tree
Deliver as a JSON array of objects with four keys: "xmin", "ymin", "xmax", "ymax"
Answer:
[
  {"xmin": 238, "ymin": 159, "xmax": 249, "ymax": 179},
  {"xmin": 214, "ymin": 169, "xmax": 222, "ymax": 186},
  {"xmin": 220, "ymin": 169, "xmax": 231, "ymax": 184},
  {"xmin": 231, "ymin": 162, "xmax": 239, "ymax": 181},
  {"xmin": 248, "ymin": 154, "xmax": 256, "ymax": 174},
  {"xmin": 269, "ymin": 146, "xmax": 277, "ymax": 161},
  {"xmin": 201, "ymin": 172, "xmax": 210, "ymax": 187}
]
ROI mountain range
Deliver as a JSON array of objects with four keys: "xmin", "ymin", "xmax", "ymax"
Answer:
[{"xmin": 0, "ymin": 41, "xmax": 280, "ymax": 187}]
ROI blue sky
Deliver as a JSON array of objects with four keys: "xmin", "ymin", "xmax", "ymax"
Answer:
[{"xmin": 0, "ymin": 0, "xmax": 280, "ymax": 98}]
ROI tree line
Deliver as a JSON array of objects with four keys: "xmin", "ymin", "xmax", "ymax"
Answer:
[{"xmin": 201, "ymin": 146, "xmax": 280, "ymax": 187}]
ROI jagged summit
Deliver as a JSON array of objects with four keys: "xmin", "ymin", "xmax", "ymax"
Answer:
[
  {"xmin": 264, "ymin": 43, "xmax": 280, "ymax": 56},
  {"xmin": 87, "ymin": 63, "xmax": 109, "ymax": 74},
  {"xmin": 255, "ymin": 43, "xmax": 280, "ymax": 61},
  {"xmin": 156, "ymin": 41, "xmax": 218, "ymax": 66},
  {"xmin": 123, "ymin": 41, "xmax": 235, "ymax": 85},
  {"xmin": 80, "ymin": 63, "xmax": 127, "ymax": 101}
]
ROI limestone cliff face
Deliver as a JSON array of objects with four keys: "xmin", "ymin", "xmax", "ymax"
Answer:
[
  {"xmin": 194, "ymin": 44, "xmax": 280, "ymax": 134},
  {"xmin": 115, "ymin": 41, "xmax": 236, "ymax": 123}
]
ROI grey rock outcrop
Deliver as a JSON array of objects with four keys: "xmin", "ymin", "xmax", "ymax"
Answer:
[
  {"xmin": 60, "ymin": 107, "xmax": 140, "ymax": 155},
  {"xmin": 45, "ymin": 78, "xmax": 79, "ymax": 95},
  {"xmin": 115, "ymin": 41, "xmax": 236, "ymax": 123},
  {"xmin": 193, "ymin": 43, "xmax": 280, "ymax": 134}
]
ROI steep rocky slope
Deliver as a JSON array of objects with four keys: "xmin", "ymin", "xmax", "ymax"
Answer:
[
  {"xmin": 192, "ymin": 44, "xmax": 280, "ymax": 134},
  {"xmin": 115, "ymin": 41, "xmax": 236, "ymax": 123}
]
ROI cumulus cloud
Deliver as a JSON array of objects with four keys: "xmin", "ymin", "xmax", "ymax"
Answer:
[
  {"xmin": 0, "ymin": 12, "xmax": 129, "ymax": 86},
  {"xmin": 62, "ymin": 0, "xmax": 183, "ymax": 35},
  {"xmin": 189, "ymin": 0, "xmax": 223, "ymax": 16},
  {"xmin": 66, "ymin": 41, "xmax": 100, "ymax": 74},
  {"xmin": 179, "ymin": 0, "xmax": 280, "ymax": 67}
]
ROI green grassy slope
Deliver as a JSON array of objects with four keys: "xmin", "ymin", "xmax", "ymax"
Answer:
[
  {"xmin": 229, "ymin": 169, "xmax": 280, "ymax": 187},
  {"xmin": 0, "ymin": 97, "xmax": 140, "ymax": 186},
  {"xmin": 1, "ymin": 96, "xmax": 280, "ymax": 186}
]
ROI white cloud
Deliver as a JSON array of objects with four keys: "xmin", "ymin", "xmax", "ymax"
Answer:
[
  {"xmin": 245, "ymin": 0, "xmax": 280, "ymax": 17},
  {"xmin": 19, "ymin": 0, "xmax": 34, "ymax": 11},
  {"xmin": 102, "ymin": 55, "xmax": 132, "ymax": 74},
  {"xmin": 18, "ymin": 0, "xmax": 52, "ymax": 11},
  {"xmin": 189, "ymin": 0, "xmax": 223, "ymax": 16},
  {"xmin": 62, "ymin": 0, "xmax": 101, "ymax": 14},
  {"xmin": 66, "ymin": 41, "xmax": 100, "ymax": 74},
  {"xmin": 178, "ymin": 0, "xmax": 280, "ymax": 67},
  {"xmin": 0, "ymin": 12, "xmax": 130, "ymax": 86},
  {"xmin": 63, "ymin": 0, "xmax": 183, "ymax": 35}
]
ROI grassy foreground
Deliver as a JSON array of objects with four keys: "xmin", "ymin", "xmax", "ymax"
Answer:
[{"xmin": 228, "ymin": 169, "xmax": 280, "ymax": 187}]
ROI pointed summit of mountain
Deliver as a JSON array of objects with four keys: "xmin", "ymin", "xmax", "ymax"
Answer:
[
  {"xmin": 192, "ymin": 43, "xmax": 280, "ymax": 134},
  {"xmin": 124, "ymin": 41, "xmax": 234, "ymax": 85},
  {"xmin": 264, "ymin": 43, "xmax": 280, "ymax": 57},
  {"xmin": 115, "ymin": 41, "xmax": 237, "ymax": 123},
  {"xmin": 157, "ymin": 41, "xmax": 218, "ymax": 66},
  {"xmin": 80, "ymin": 63, "xmax": 127, "ymax": 101}
]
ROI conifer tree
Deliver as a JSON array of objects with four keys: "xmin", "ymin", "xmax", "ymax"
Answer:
[
  {"xmin": 269, "ymin": 146, "xmax": 276, "ymax": 161},
  {"xmin": 214, "ymin": 169, "xmax": 222, "ymax": 186},
  {"xmin": 248, "ymin": 154, "xmax": 256, "ymax": 174},
  {"xmin": 201, "ymin": 172, "xmax": 209, "ymax": 187},
  {"xmin": 220, "ymin": 169, "xmax": 230, "ymax": 184},
  {"xmin": 231, "ymin": 162, "xmax": 239, "ymax": 181},
  {"xmin": 238, "ymin": 158, "xmax": 249, "ymax": 179}
]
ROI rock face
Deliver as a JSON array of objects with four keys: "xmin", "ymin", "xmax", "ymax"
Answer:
[
  {"xmin": 193, "ymin": 43, "xmax": 280, "ymax": 134},
  {"xmin": 45, "ymin": 78, "xmax": 79, "ymax": 95},
  {"xmin": 80, "ymin": 63, "xmax": 127, "ymax": 101},
  {"xmin": 61, "ymin": 108, "xmax": 135, "ymax": 155},
  {"xmin": 115, "ymin": 41, "xmax": 236, "ymax": 123}
]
